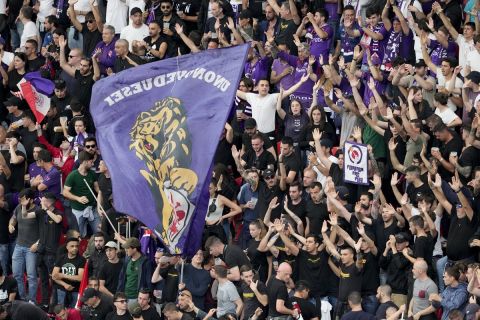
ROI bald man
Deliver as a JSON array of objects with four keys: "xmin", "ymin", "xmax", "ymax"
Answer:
[
  {"xmin": 409, "ymin": 259, "xmax": 438, "ymax": 320},
  {"xmin": 113, "ymin": 39, "xmax": 144, "ymax": 73},
  {"xmin": 266, "ymin": 262, "xmax": 298, "ymax": 319}
]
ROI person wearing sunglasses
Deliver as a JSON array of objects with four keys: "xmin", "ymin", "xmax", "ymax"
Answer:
[
  {"xmin": 68, "ymin": 0, "xmax": 103, "ymax": 57},
  {"xmin": 106, "ymin": 292, "xmax": 131, "ymax": 320}
]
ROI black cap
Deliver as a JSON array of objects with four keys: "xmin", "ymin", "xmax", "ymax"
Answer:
[
  {"xmin": 335, "ymin": 186, "xmax": 349, "ymax": 201},
  {"xmin": 80, "ymin": 288, "xmax": 98, "ymax": 302},
  {"xmin": 3, "ymin": 96, "xmax": 23, "ymax": 107},
  {"xmin": 466, "ymin": 71, "xmax": 480, "ymax": 85},
  {"xmin": 54, "ymin": 79, "xmax": 66, "ymax": 90},
  {"xmin": 263, "ymin": 168, "xmax": 275, "ymax": 178},
  {"xmin": 130, "ymin": 7, "xmax": 143, "ymax": 15},
  {"xmin": 395, "ymin": 232, "xmax": 410, "ymax": 243},
  {"xmin": 244, "ymin": 118, "xmax": 257, "ymax": 129}
]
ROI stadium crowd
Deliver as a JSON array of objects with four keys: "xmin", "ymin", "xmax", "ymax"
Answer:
[{"xmin": 0, "ymin": 0, "xmax": 480, "ymax": 318}]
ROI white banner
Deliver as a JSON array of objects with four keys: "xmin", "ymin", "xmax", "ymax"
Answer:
[{"xmin": 343, "ymin": 141, "xmax": 369, "ymax": 185}]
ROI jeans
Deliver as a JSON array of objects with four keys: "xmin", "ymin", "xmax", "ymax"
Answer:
[
  {"xmin": 436, "ymin": 256, "xmax": 449, "ymax": 292},
  {"xmin": 67, "ymin": 27, "xmax": 83, "ymax": 50},
  {"xmin": 12, "ymin": 245, "xmax": 38, "ymax": 302},
  {"xmin": 37, "ymin": 253, "xmax": 56, "ymax": 305},
  {"xmin": 57, "ymin": 289, "xmax": 78, "ymax": 308},
  {"xmin": 72, "ymin": 207, "xmax": 100, "ymax": 237},
  {"xmin": 10, "ymin": 21, "xmax": 24, "ymax": 50},
  {"xmin": 0, "ymin": 244, "xmax": 8, "ymax": 275},
  {"xmin": 362, "ymin": 294, "xmax": 379, "ymax": 315}
]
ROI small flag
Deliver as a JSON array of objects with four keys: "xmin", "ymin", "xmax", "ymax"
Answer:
[{"xmin": 17, "ymin": 72, "xmax": 54, "ymax": 123}]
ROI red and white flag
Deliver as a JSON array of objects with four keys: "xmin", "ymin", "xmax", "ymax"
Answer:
[{"xmin": 17, "ymin": 79, "xmax": 51, "ymax": 123}]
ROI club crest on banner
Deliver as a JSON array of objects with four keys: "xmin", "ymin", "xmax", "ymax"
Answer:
[{"xmin": 343, "ymin": 141, "xmax": 369, "ymax": 185}]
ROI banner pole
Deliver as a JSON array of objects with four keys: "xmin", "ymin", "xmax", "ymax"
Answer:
[
  {"xmin": 83, "ymin": 178, "xmax": 118, "ymax": 234},
  {"xmin": 180, "ymin": 259, "xmax": 184, "ymax": 284}
]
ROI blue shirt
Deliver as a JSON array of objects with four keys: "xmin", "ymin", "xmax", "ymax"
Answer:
[{"xmin": 237, "ymin": 183, "xmax": 259, "ymax": 222}]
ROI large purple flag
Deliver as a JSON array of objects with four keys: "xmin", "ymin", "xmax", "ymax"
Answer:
[{"xmin": 90, "ymin": 45, "xmax": 248, "ymax": 255}]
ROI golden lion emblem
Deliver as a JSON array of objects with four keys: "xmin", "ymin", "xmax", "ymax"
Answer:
[{"xmin": 129, "ymin": 97, "xmax": 198, "ymax": 253}]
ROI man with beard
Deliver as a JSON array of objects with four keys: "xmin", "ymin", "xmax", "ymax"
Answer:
[
  {"xmin": 157, "ymin": 0, "xmax": 183, "ymax": 57},
  {"xmin": 113, "ymin": 39, "xmax": 143, "ymax": 73},
  {"xmin": 139, "ymin": 21, "xmax": 168, "ymax": 63},
  {"xmin": 87, "ymin": 232, "xmax": 107, "ymax": 278},
  {"xmin": 305, "ymin": 182, "xmax": 328, "ymax": 235},
  {"xmin": 241, "ymin": 118, "xmax": 276, "ymax": 160},
  {"xmin": 283, "ymin": 182, "xmax": 306, "ymax": 233},
  {"xmin": 239, "ymin": 134, "xmax": 276, "ymax": 172},
  {"xmin": 68, "ymin": 1, "xmax": 103, "ymax": 57},
  {"xmin": 258, "ymin": 4, "xmax": 279, "ymax": 42},
  {"xmin": 239, "ymin": 266, "xmax": 268, "ymax": 320},
  {"xmin": 120, "ymin": 8, "xmax": 149, "ymax": 51}
]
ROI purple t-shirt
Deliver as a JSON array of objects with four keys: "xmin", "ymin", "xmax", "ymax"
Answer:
[
  {"xmin": 29, "ymin": 163, "xmax": 42, "ymax": 180},
  {"xmin": 40, "ymin": 166, "xmax": 62, "ymax": 199},
  {"xmin": 338, "ymin": 22, "xmax": 363, "ymax": 62},
  {"xmin": 93, "ymin": 39, "xmax": 117, "ymax": 75},
  {"xmin": 244, "ymin": 56, "xmax": 271, "ymax": 86},
  {"xmin": 382, "ymin": 30, "xmax": 414, "ymax": 71},
  {"xmin": 307, "ymin": 24, "xmax": 333, "ymax": 63},
  {"xmin": 271, "ymin": 58, "xmax": 295, "ymax": 91},
  {"xmin": 277, "ymin": 51, "xmax": 316, "ymax": 96},
  {"xmin": 325, "ymin": 3, "xmax": 338, "ymax": 22},
  {"xmin": 362, "ymin": 72, "xmax": 387, "ymax": 106},
  {"xmin": 361, "ymin": 23, "xmax": 389, "ymax": 64},
  {"xmin": 429, "ymin": 39, "xmax": 458, "ymax": 67}
]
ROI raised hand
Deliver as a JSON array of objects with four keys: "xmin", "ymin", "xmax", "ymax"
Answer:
[
  {"xmin": 312, "ymin": 128, "xmax": 322, "ymax": 141},
  {"xmin": 391, "ymin": 172, "xmax": 399, "ymax": 186},
  {"xmin": 269, "ymin": 196, "xmax": 279, "ymax": 209},
  {"xmin": 388, "ymin": 137, "xmax": 397, "ymax": 151}
]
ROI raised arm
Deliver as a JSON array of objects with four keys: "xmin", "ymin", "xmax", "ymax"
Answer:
[{"xmin": 59, "ymin": 36, "xmax": 76, "ymax": 77}]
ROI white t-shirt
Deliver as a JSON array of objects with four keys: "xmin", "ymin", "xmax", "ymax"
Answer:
[
  {"xmin": 0, "ymin": 0, "xmax": 6, "ymax": 14},
  {"xmin": 436, "ymin": 72, "xmax": 463, "ymax": 112},
  {"xmin": 120, "ymin": 24, "xmax": 149, "ymax": 50},
  {"xmin": 126, "ymin": 0, "xmax": 145, "ymax": 12},
  {"xmin": 106, "ymin": 0, "xmax": 129, "ymax": 34},
  {"xmin": 37, "ymin": 0, "xmax": 54, "ymax": 22},
  {"xmin": 20, "ymin": 21, "xmax": 39, "ymax": 48},
  {"xmin": 455, "ymin": 35, "xmax": 476, "ymax": 75},
  {"xmin": 434, "ymin": 107, "xmax": 459, "ymax": 126},
  {"xmin": 74, "ymin": 0, "xmax": 97, "ymax": 23},
  {"xmin": 467, "ymin": 50, "xmax": 480, "ymax": 73},
  {"xmin": 313, "ymin": 155, "xmax": 339, "ymax": 188},
  {"xmin": 245, "ymin": 92, "xmax": 279, "ymax": 133}
]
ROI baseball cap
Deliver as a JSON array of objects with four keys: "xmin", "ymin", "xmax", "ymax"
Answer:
[
  {"xmin": 105, "ymin": 241, "xmax": 118, "ymax": 250},
  {"xmin": 395, "ymin": 232, "xmax": 409, "ymax": 243},
  {"xmin": 122, "ymin": 237, "xmax": 141, "ymax": 249},
  {"xmin": 263, "ymin": 168, "xmax": 275, "ymax": 178},
  {"xmin": 80, "ymin": 288, "xmax": 98, "ymax": 302},
  {"xmin": 130, "ymin": 7, "xmax": 143, "ymax": 15},
  {"xmin": 244, "ymin": 118, "xmax": 257, "ymax": 129},
  {"xmin": 465, "ymin": 303, "xmax": 480, "ymax": 320},
  {"xmin": 128, "ymin": 301, "xmax": 143, "ymax": 317},
  {"xmin": 335, "ymin": 186, "xmax": 349, "ymax": 201}
]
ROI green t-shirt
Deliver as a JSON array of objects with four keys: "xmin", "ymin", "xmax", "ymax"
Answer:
[
  {"xmin": 363, "ymin": 124, "xmax": 387, "ymax": 159},
  {"xmin": 125, "ymin": 258, "xmax": 141, "ymax": 298},
  {"xmin": 64, "ymin": 169, "xmax": 97, "ymax": 210}
]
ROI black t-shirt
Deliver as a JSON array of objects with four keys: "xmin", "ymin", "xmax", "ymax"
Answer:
[
  {"xmin": 373, "ymin": 218, "xmax": 400, "ymax": 255},
  {"xmin": 37, "ymin": 208, "xmax": 63, "ymax": 254},
  {"xmin": 439, "ymin": 133, "xmax": 463, "ymax": 180},
  {"xmin": 74, "ymin": 70, "xmax": 95, "ymax": 109},
  {"xmin": 90, "ymin": 297, "xmax": 114, "ymax": 320},
  {"xmin": 0, "ymin": 206, "xmax": 11, "ymax": 244},
  {"xmin": 224, "ymin": 244, "xmax": 252, "ymax": 271},
  {"xmin": 406, "ymin": 182, "xmax": 432, "ymax": 208},
  {"xmin": 305, "ymin": 200, "xmax": 328, "ymax": 235},
  {"xmin": 54, "ymin": 253, "xmax": 86, "ymax": 291},
  {"xmin": 143, "ymin": 35, "xmax": 169, "ymax": 63},
  {"xmin": 141, "ymin": 306, "xmax": 162, "ymax": 320},
  {"xmin": 204, "ymin": 15, "xmax": 231, "ymax": 41},
  {"xmin": 242, "ymin": 149, "xmax": 276, "ymax": 172},
  {"xmin": 7, "ymin": 70, "xmax": 24, "ymax": 93},
  {"xmin": 242, "ymin": 132, "xmax": 273, "ymax": 152},
  {"xmin": 0, "ymin": 276, "xmax": 18, "ymax": 305},
  {"xmin": 173, "ymin": 0, "xmax": 201, "ymax": 33},
  {"xmin": 284, "ymin": 199, "xmax": 307, "ymax": 227},
  {"xmin": 159, "ymin": 264, "xmax": 179, "ymax": 303},
  {"xmin": 275, "ymin": 18, "xmax": 298, "ymax": 52},
  {"xmin": 283, "ymin": 152, "xmax": 302, "ymax": 179},
  {"xmin": 241, "ymin": 280, "xmax": 268, "ymax": 320},
  {"xmin": 98, "ymin": 173, "xmax": 113, "ymax": 211},
  {"xmin": 18, "ymin": 127, "xmax": 38, "ymax": 162},
  {"xmin": 266, "ymin": 277, "xmax": 290, "ymax": 317},
  {"xmin": 295, "ymin": 250, "xmax": 336, "ymax": 297},
  {"xmin": 106, "ymin": 311, "xmax": 133, "ymax": 320},
  {"xmin": 113, "ymin": 53, "xmax": 145, "ymax": 73},
  {"xmin": 341, "ymin": 310, "xmax": 375, "ymax": 320},
  {"xmin": 98, "ymin": 260, "xmax": 123, "ymax": 294},
  {"xmin": 82, "ymin": 28, "xmax": 103, "ymax": 57},
  {"xmin": 289, "ymin": 296, "xmax": 318, "ymax": 320},
  {"xmin": 338, "ymin": 262, "xmax": 362, "ymax": 301},
  {"xmin": 358, "ymin": 252, "xmax": 379, "ymax": 296},
  {"xmin": 27, "ymin": 56, "xmax": 46, "ymax": 72},
  {"xmin": 458, "ymin": 146, "xmax": 480, "ymax": 184},
  {"xmin": 258, "ymin": 182, "xmax": 284, "ymax": 221},
  {"xmin": 1, "ymin": 149, "xmax": 26, "ymax": 193},
  {"xmin": 376, "ymin": 301, "xmax": 397, "ymax": 319},
  {"xmin": 247, "ymin": 239, "xmax": 269, "ymax": 282},
  {"xmin": 446, "ymin": 208, "xmax": 478, "ymax": 260},
  {"xmin": 413, "ymin": 235, "xmax": 434, "ymax": 267}
]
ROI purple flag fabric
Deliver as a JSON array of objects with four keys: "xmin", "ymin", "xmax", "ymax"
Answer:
[
  {"xmin": 90, "ymin": 45, "xmax": 248, "ymax": 256},
  {"xmin": 24, "ymin": 72, "xmax": 55, "ymax": 96}
]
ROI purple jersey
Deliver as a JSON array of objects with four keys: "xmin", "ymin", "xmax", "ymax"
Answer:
[
  {"xmin": 382, "ymin": 29, "xmax": 414, "ymax": 71},
  {"xmin": 362, "ymin": 72, "xmax": 387, "ymax": 106},
  {"xmin": 244, "ymin": 56, "xmax": 271, "ymax": 86},
  {"xmin": 361, "ymin": 22, "xmax": 389, "ymax": 64},
  {"xmin": 430, "ymin": 39, "xmax": 458, "ymax": 67},
  {"xmin": 307, "ymin": 24, "xmax": 333, "ymax": 63},
  {"xmin": 93, "ymin": 39, "xmax": 117, "ymax": 75},
  {"xmin": 338, "ymin": 22, "xmax": 363, "ymax": 62},
  {"xmin": 271, "ymin": 58, "xmax": 295, "ymax": 91}
]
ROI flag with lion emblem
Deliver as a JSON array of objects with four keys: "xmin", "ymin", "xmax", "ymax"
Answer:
[{"xmin": 90, "ymin": 45, "xmax": 248, "ymax": 255}]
